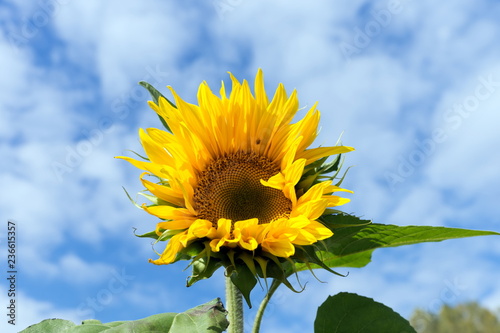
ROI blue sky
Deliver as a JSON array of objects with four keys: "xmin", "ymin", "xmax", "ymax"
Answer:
[{"xmin": 1, "ymin": 0, "xmax": 500, "ymax": 332}]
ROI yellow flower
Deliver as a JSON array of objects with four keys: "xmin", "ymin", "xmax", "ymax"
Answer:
[{"xmin": 118, "ymin": 70, "xmax": 354, "ymax": 268}]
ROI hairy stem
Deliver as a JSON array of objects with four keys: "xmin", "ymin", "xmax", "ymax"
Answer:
[
  {"xmin": 226, "ymin": 276, "xmax": 244, "ymax": 333},
  {"xmin": 252, "ymin": 279, "xmax": 281, "ymax": 333}
]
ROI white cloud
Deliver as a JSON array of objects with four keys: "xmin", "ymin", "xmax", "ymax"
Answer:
[
  {"xmin": 386, "ymin": 186, "xmax": 451, "ymax": 226},
  {"xmin": 52, "ymin": 0, "xmax": 205, "ymax": 99},
  {"xmin": 0, "ymin": 290, "xmax": 81, "ymax": 333},
  {"xmin": 47, "ymin": 254, "xmax": 116, "ymax": 285}
]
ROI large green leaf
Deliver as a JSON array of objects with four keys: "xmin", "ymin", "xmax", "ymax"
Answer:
[
  {"xmin": 319, "ymin": 214, "xmax": 371, "ymax": 228},
  {"xmin": 21, "ymin": 319, "xmax": 76, "ymax": 332},
  {"xmin": 21, "ymin": 298, "xmax": 228, "ymax": 333},
  {"xmin": 314, "ymin": 292, "xmax": 416, "ymax": 333},
  {"xmin": 307, "ymin": 249, "xmax": 374, "ymax": 270},
  {"xmin": 297, "ymin": 221, "xmax": 499, "ymax": 273},
  {"xmin": 324, "ymin": 223, "xmax": 500, "ymax": 257},
  {"xmin": 168, "ymin": 298, "xmax": 228, "ymax": 333}
]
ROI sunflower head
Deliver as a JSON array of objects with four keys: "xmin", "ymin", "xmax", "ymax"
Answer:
[{"xmin": 118, "ymin": 70, "xmax": 354, "ymax": 305}]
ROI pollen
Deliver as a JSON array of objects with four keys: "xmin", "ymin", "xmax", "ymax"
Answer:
[{"xmin": 193, "ymin": 151, "xmax": 292, "ymax": 226}]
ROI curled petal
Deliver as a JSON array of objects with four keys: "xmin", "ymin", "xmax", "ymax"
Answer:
[
  {"xmin": 234, "ymin": 219, "xmax": 263, "ymax": 251},
  {"xmin": 188, "ymin": 219, "xmax": 217, "ymax": 238},
  {"xmin": 149, "ymin": 231, "xmax": 187, "ymax": 265},
  {"xmin": 261, "ymin": 236, "xmax": 296, "ymax": 257}
]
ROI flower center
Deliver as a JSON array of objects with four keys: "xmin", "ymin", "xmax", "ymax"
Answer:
[{"xmin": 193, "ymin": 151, "xmax": 292, "ymax": 226}]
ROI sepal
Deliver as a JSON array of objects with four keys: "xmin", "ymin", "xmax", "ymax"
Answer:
[{"xmin": 139, "ymin": 81, "xmax": 175, "ymax": 132}]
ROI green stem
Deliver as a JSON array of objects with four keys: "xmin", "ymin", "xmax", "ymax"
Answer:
[
  {"xmin": 252, "ymin": 279, "xmax": 281, "ymax": 333},
  {"xmin": 226, "ymin": 275, "xmax": 244, "ymax": 333}
]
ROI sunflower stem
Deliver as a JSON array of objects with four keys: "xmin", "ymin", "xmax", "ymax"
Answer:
[
  {"xmin": 226, "ymin": 276, "xmax": 244, "ymax": 333},
  {"xmin": 252, "ymin": 279, "xmax": 281, "ymax": 333}
]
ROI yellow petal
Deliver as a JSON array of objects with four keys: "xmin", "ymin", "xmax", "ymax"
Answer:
[
  {"xmin": 280, "ymin": 136, "xmax": 303, "ymax": 171},
  {"xmin": 325, "ymin": 195, "xmax": 351, "ymax": 207},
  {"xmin": 324, "ymin": 185, "xmax": 354, "ymax": 194},
  {"xmin": 293, "ymin": 229, "xmax": 318, "ymax": 245},
  {"xmin": 298, "ymin": 181, "xmax": 331, "ymax": 205},
  {"xmin": 209, "ymin": 218, "xmax": 234, "ymax": 252},
  {"xmin": 302, "ymin": 219, "xmax": 333, "ymax": 241},
  {"xmin": 139, "ymin": 128, "xmax": 174, "ymax": 165},
  {"xmin": 254, "ymin": 68, "xmax": 269, "ymax": 108},
  {"xmin": 234, "ymin": 219, "xmax": 262, "ymax": 251},
  {"xmin": 260, "ymin": 172, "xmax": 285, "ymax": 190},
  {"xmin": 188, "ymin": 219, "xmax": 217, "ymax": 239},
  {"xmin": 284, "ymin": 158, "xmax": 306, "ymax": 186},
  {"xmin": 239, "ymin": 237, "xmax": 259, "ymax": 251},
  {"xmin": 116, "ymin": 156, "xmax": 166, "ymax": 178},
  {"xmin": 293, "ymin": 199, "xmax": 328, "ymax": 220},
  {"xmin": 156, "ymin": 220, "xmax": 193, "ymax": 231},
  {"xmin": 298, "ymin": 146, "xmax": 355, "ymax": 165},
  {"xmin": 149, "ymin": 231, "xmax": 187, "ymax": 265},
  {"xmin": 140, "ymin": 174, "xmax": 185, "ymax": 207},
  {"xmin": 279, "ymin": 158, "xmax": 306, "ymax": 205},
  {"xmin": 143, "ymin": 205, "xmax": 195, "ymax": 221},
  {"xmin": 209, "ymin": 238, "xmax": 226, "ymax": 252},
  {"xmin": 261, "ymin": 236, "xmax": 296, "ymax": 257}
]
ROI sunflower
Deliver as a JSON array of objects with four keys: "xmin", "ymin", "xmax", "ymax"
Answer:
[{"xmin": 118, "ymin": 70, "xmax": 353, "ymax": 292}]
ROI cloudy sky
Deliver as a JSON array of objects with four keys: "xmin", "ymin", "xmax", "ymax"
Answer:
[{"xmin": 1, "ymin": 0, "xmax": 500, "ymax": 332}]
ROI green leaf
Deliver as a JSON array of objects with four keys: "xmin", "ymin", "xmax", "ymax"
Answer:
[
  {"xmin": 134, "ymin": 229, "xmax": 160, "ymax": 240},
  {"xmin": 187, "ymin": 256, "xmax": 223, "ymax": 286},
  {"xmin": 139, "ymin": 81, "xmax": 175, "ymax": 133},
  {"xmin": 21, "ymin": 319, "xmax": 76, "ymax": 332},
  {"xmin": 295, "ymin": 250, "xmax": 373, "ymax": 272},
  {"xmin": 230, "ymin": 263, "xmax": 257, "ymax": 308},
  {"xmin": 300, "ymin": 223, "xmax": 500, "ymax": 272},
  {"xmin": 169, "ymin": 298, "xmax": 228, "ymax": 333},
  {"xmin": 324, "ymin": 224, "xmax": 500, "ymax": 259},
  {"xmin": 292, "ymin": 246, "xmax": 345, "ymax": 277},
  {"xmin": 181, "ymin": 241, "xmax": 205, "ymax": 258},
  {"xmin": 70, "ymin": 324, "xmax": 110, "ymax": 332},
  {"xmin": 320, "ymin": 214, "xmax": 372, "ymax": 228},
  {"xmin": 297, "ymin": 154, "xmax": 345, "ymax": 190},
  {"xmin": 92, "ymin": 321, "xmax": 128, "ymax": 327},
  {"xmin": 318, "ymin": 153, "xmax": 342, "ymax": 174},
  {"xmin": 302, "ymin": 156, "xmax": 328, "ymax": 174},
  {"xmin": 98, "ymin": 313, "xmax": 176, "ymax": 332},
  {"xmin": 139, "ymin": 81, "xmax": 175, "ymax": 107},
  {"xmin": 314, "ymin": 292, "xmax": 416, "ymax": 333},
  {"xmin": 21, "ymin": 299, "xmax": 228, "ymax": 333},
  {"xmin": 323, "ymin": 250, "xmax": 373, "ymax": 268},
  {"xmin": 333, "ymin": 165, "xmax": 352, "ymax": 187}
]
